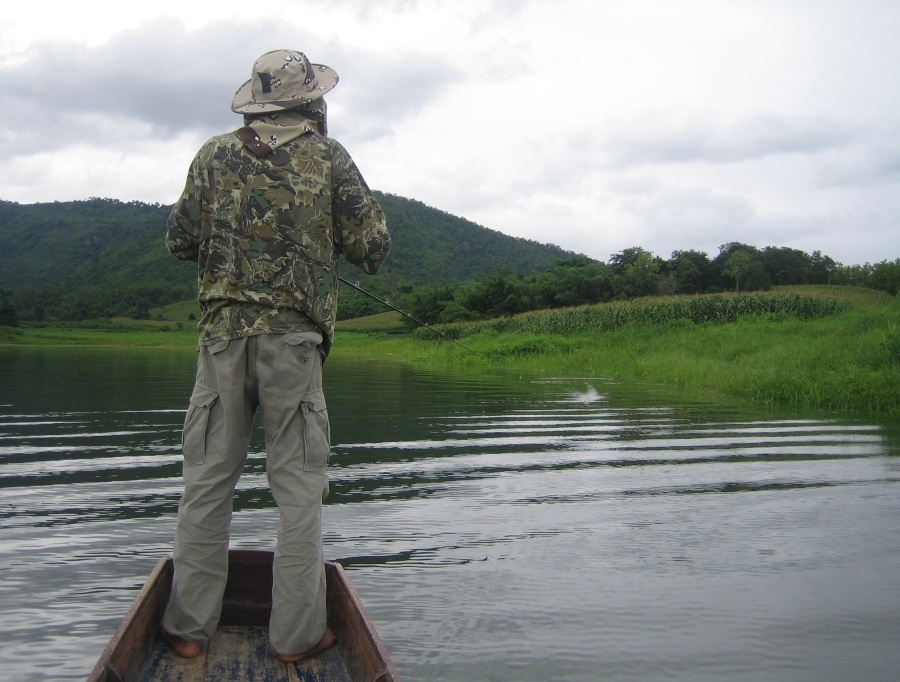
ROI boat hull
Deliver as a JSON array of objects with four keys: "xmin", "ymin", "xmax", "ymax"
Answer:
[{"xmin": 87, "ymin": 550, "xmax": 399, "ymax": 681}]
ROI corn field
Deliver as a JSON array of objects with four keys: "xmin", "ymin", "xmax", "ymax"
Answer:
[
  {"xmin": 775, "ymin": 284, "xmax": 894, "ymax": 307},
  {"xmin": 414, "ymin": 293, "xmax": 851, "ymax": 340}
]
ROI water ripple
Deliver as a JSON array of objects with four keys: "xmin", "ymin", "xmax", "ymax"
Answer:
[{"xmin": 1, "ymin": 354, "xmax": 899, "ymax": 682}]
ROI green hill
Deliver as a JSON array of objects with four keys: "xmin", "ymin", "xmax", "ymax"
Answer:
[
  {"xmin": 0, "ymin": 193, "xmax": 575, "ymax": 321},
  {"xmin": 370, "ymin": 193, "xmax": 571, "ymax": 285},
  {"xmin": 0, "ymin": 198, "xmax": 173, "ymax": 289}
]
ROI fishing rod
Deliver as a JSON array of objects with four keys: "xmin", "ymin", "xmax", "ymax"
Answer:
[{"xmin": 338, "ymin": 276, "xmax": 480, "ymax": 355}]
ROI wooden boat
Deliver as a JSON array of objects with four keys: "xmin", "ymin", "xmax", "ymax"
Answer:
[{"xmin": 87, "ymin": 549, "xmax": 400, "ymax": 681}]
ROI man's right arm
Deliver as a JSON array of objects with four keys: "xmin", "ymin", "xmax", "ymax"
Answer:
[{"xmin": 331, "ymin": 143, "xmax": 391, "ymax": 275}]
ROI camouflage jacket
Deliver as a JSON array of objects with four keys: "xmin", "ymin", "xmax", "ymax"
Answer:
[{"xmin": 166, "ymin": 129, "xmax": 390, "ymax": 356}]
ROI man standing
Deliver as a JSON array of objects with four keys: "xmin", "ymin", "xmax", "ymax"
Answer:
[{"xmin": 161, "ymin": 49, "xmax": 390, "ymax": 662}]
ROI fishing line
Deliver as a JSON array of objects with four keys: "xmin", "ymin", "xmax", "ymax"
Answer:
[{"xmin": 338, "ymin": 276, "xmax": 480, "ymax": 355}]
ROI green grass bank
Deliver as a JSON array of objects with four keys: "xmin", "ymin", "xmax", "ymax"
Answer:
[
  {"xmin": 335, "ymin": 286, "xmax": 900, "ymax": 417},
  {"xmin": 2, "ymin": 286, "xmax": 897, "ymax": 416}
]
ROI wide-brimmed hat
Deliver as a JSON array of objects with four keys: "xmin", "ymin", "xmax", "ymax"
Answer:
[{"xmin": 231, "ymin": 49, "xmax": 339, "ymax": 114}]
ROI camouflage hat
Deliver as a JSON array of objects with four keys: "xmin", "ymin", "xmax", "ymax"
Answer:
[{"xmin": 231, "ymin": 49, "xmax": 339, "ymax": 114}]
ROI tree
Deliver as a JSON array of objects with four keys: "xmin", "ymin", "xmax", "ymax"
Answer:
[
  {"xmin": 722, "ymin": 250, "xmax": 752, "ymax": 293},
  {"xmin": 668, "ymin": 250, "xmax": 711, "ymax": 294},
  {"xmin": 712, "ymin": 242, "xmax": 771, "ymax": 292},
  {"xmin": 833, "ymin": 263, "xmax": 872, "ymax": 288},
  {"xmin": 535, "ymin": 256, "xmax": 613, "ymax": 307},
  {"xmin": 608, "ymin": 246, "xmax": 653, "ymax": 276},
  {"xmin": 810, "ymin": 251, "xmax": 838, "ymax": 285},
  {"xmin": 760, "ymin": 246, "xmax": 812, "ymax": 285},
  {"xmin": 403, "ymin": 284, "xmax": 459, "ymax": 327},
  {"xmin": 614, "ymin": 251, "xmax": 661, "ymax": 299},
  {"xmin": 0, "ymin": 300, "xmax": 18, "ymax": 327},
  {"xmin": 461, "ymin": 269, "xmax": 533, "ymax": 318},
  {"xmin": 870, "ymin": 258, "xmax": 900, "ymax": 296}
]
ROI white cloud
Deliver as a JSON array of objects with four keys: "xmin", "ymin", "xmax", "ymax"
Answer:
[
  {"xmin": 0, "ymin": 0, "xmax": 898, "ymax": 266},
  {"xmin": 605, "ymin": 114, "xmax": 854, "ymax": 168}
]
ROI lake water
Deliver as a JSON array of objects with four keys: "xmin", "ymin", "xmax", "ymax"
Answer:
[{"xmin": 1, "ymin": 345, "xmax": 899, "ymax": 681}]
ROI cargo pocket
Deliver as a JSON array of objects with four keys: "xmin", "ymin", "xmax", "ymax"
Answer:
[
  {"xmin": 300, "ymin": 388, "xmax": 330, "ymax": 471},
  {"xmin": 181, "ymin": 384, "xmax": 219, "ymax": 465},
  {"xmin": 283, "ymin": 331, "xmax": 323, "ymax": 348}
]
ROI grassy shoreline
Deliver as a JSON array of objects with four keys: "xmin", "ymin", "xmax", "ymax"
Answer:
[
  {"xmin": 2, "ymin": 286, "xmax": 897, "ymax": 417},
  {"xmin": 333, "ymin": 317, "xmax": 898, "ymax": 417}
]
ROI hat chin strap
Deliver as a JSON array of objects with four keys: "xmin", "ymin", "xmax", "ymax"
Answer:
[{"xmin": 317, "ymin": 100, "xmax": 328, "ymax": 136}]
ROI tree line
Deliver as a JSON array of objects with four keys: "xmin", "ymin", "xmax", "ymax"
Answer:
[
  {"xmin": 398, "ymin": 243, "xmax": 899, "ymax": 327},
  {"xmin": 0, "ymin": 241, "xmax": 897, "ymax": 328}
]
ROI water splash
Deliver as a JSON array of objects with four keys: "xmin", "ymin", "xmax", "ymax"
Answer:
[{"xmin": 568, "ymin": 385, "xmax": 604, "ymax": 404}]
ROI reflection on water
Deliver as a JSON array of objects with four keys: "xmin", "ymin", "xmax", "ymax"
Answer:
[{"xmin": 1, "ymin": 346, "xmax": 899, "ymax": 681}]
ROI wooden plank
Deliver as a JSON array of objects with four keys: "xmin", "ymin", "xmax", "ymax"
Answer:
[
  {"xmin": 220, "ymin": 551, "xmax": 275, "ymax": 627},
  {"xmin": 326, "ymin": 563, "xmax": 400, "ymax": 682},
  {"xmin": 138, "ymin": 640, "xmax": 207, "ymax": 682},
  {"xmin": 205, "ymin": 626, "xmax": 289, "ymax": 682},
  {"xmin": 136, "ymin": 625, "xmax": 354, "ymax": 682},
  {"xmin": 88, "ymin": 557, "xmax": 173, "ymax": 682},
  {"xmin": 291, "ymin": 644, "xmax": 354, "ymax": 682},
  {"xmin": 218, "ymin": 554, "xmax": 396, "ymax": 680}
]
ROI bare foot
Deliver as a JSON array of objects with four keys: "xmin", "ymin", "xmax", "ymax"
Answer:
[
  {"xmin": 277, "ymin": 629, "xmax": 337, "ymax": 663},
  {"xmin": 160, "ymin": 629, "xmax": 202, "ymax": 658}
]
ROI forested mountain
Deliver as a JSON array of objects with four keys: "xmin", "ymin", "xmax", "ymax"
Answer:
[
  {"xmin": 0, "ymin": 199, "xmax": 173, "ymax": 289},
  {"xmin": 0, "ymin": 194, "xmax": 574, "ymax": 321},
  {"xmin": 369, "ymin": 193, "xmax": 572, "ymax": 284}
]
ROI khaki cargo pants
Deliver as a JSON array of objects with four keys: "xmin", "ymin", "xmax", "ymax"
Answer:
[{"xmin": 162, "ymin": 331, "xmax": 329, "ymax": 655}]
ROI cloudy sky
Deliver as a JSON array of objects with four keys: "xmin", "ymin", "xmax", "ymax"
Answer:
[{"xmin": 1, "ymin": 0, "xmax": 897, "ymax": 266}]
